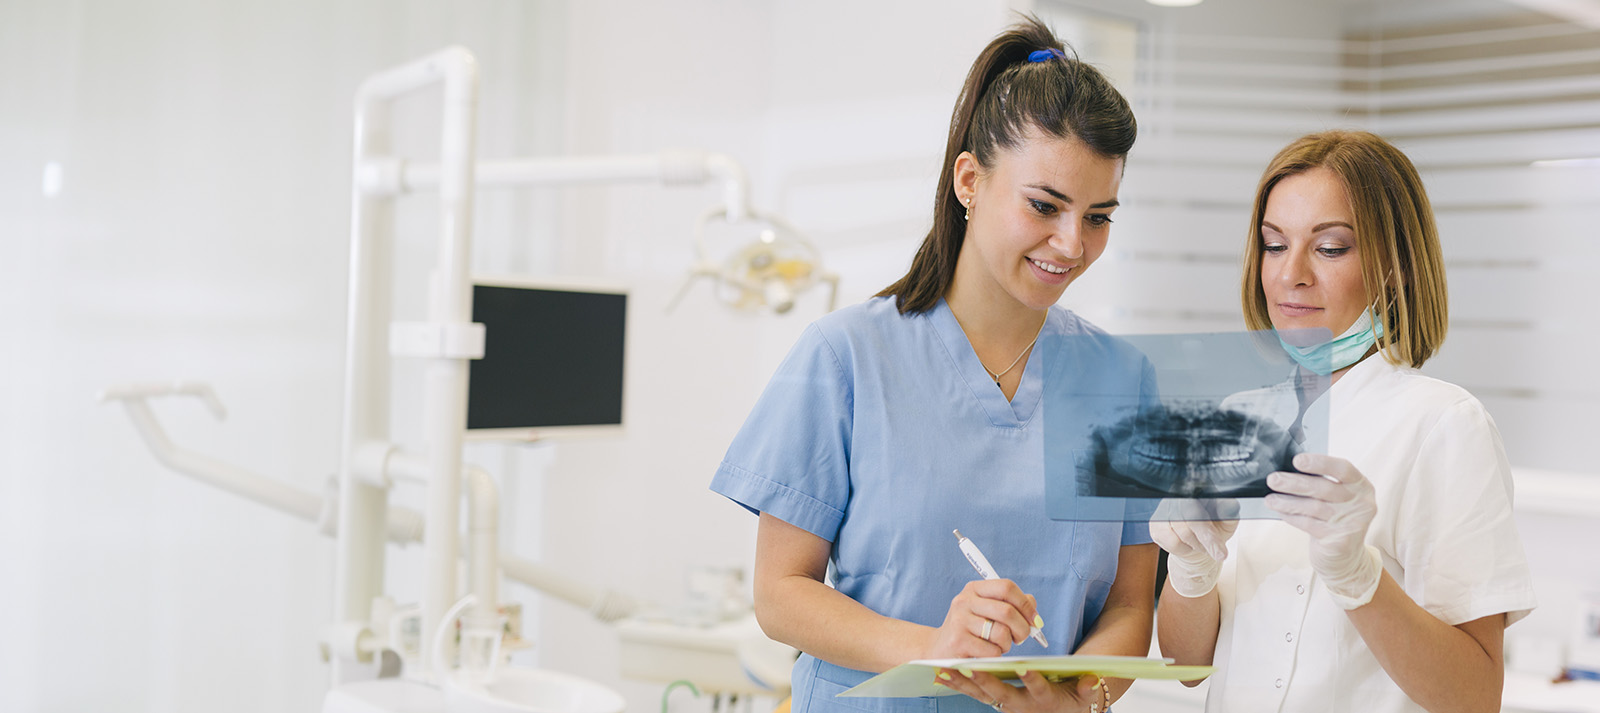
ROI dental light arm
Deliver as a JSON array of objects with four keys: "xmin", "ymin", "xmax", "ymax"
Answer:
[
  {"xmin": 360, "ymin": 150, "xmax": 751, "ymax": 222},
  {"xmin": 666, "ymin": 207, "xmax": 839, "ymax": 315}
]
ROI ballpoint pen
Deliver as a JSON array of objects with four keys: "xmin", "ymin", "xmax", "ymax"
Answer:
[{"xmin": 953, "ymin": 529, "xmax": 1049, "ymax": 647}]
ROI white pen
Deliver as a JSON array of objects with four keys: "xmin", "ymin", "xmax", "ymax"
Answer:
[{"xmin": 953, "ymin": 529, "xmax": 1049, "ymax": 647}]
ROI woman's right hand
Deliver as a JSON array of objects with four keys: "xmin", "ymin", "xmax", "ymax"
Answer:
[
  {"xmin": 925, "ymin": 579, "xmax": 1041, "ymax": 658},
  {"xmin": 1150, "ymin": 518, "xmax": 1239, "ymax": 563},
  {"xmin": 1151, "ymin": 514, "xmax": 1239, "ymax": 598}
]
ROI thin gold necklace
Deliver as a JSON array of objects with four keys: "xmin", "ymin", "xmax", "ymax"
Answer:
[{"xmin": 982, "ymin": 315, "xmax": 1048, "ymax": 387}]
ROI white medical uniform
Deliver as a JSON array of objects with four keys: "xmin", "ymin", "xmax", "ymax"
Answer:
[
  {"xmin": 1207, "ymin": 354, "xmax": 1537, "ymax": 713},
  {"xmin": 712, "ymin": 297, "xmax": 1152, "ymax": 713}
]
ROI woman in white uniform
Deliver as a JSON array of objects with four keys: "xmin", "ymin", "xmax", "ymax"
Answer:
[
  {"xmin": 1153, "ymin": 130, "xmax": 1537, "ymax": 713},
  {"xmin": 711, "ymin": 16, "xmax": 1155, "ymax": 713}
]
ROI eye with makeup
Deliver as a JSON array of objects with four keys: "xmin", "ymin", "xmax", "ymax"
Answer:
[
  {"xmin": 1087, "ymin": 213, "xmax": 1114, "ymax": 227},
  {"xmin": 1259, "ymin": 233, "xmax": 1349, "ymax": 257},
  {"xmin": 1028, "ymin": 197, "xmax": 1058, "ymax": 216},
  {"xmin": 1260, "ymin": 226, "xmax": 1284, "ymax": 253}
]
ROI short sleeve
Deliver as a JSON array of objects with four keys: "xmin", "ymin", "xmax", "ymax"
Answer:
[
  {"xmin": 710, "ymin": 324, "xmax": 853, "ymax": 542},
  {"xmin": 1120, "ymin": 519, "xmax": 1153, "ymax": 546},
  {"xmin": 1393, "ymin": 398, "xmax": 1537, "ymax": 626}
]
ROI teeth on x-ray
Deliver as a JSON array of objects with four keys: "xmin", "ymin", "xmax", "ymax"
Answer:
[{"xmin": 1089, "ymin": 402, "xmax": 1299, "ymax": 498}]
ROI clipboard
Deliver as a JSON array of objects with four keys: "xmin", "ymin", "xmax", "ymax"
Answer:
[{"xmin": 837, "ymin": 655, "xmax": 1214, "ymax": 698}]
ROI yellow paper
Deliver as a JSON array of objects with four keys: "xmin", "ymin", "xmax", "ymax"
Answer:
[{"xmin": 837, "ymin": 655, "xmax": 1214, "ymax": 698}]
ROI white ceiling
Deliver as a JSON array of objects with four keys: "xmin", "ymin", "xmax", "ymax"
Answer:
[
  {"xmin": 1505, "ymin": 0, "xmax": 1600, "ymax": 27},
  {"xmin": 1340, "ymin": 0, "xmax": 1600, "ymax": 32}
]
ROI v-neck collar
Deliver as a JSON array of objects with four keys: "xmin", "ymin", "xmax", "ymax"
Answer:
[
  {"xmin": 929, "ymin": 298, "xmax": 1047, "ymax": 429},
  {"xmin": 1284, "ymin": 352, "xmax": 1394, "ymax": 418}
]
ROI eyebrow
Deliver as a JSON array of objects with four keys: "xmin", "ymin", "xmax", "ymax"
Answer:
[
  {"xmin": 1026, "ymin": 183, "xmax": 1120, "ymax": 209},
  {"xmin": 1261, "ymin": 220, "xmax": 1353, "ymax": 233}
]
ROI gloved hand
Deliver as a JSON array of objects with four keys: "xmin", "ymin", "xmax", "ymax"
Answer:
[
  {"xmin": 1266, "ymin": 453, "xmax": 1382, "ymax": 610},
  {"xmin": 1150, "ymin": 507, "xmax": 1239, "ymax": 598}
]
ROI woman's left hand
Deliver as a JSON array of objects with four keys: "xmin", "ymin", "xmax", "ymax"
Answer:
[
  {"xmin": 934, "ymin": 669, "xmax": 1100, "ymax": 713},
  {"xmin": 1265, "ymin": 453, "xmax": 1384, "ymax": 609}
]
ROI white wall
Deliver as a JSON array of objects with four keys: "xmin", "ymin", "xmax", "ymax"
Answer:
[
  {"xmin": 4, "ymin": 1, "xmax": 1596, "ymax": 713},
  {"xmin": 0, "ymin": 1, "xmax": 569, "ymax": 710}
]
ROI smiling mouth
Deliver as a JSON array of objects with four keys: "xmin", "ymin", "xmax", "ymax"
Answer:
[{"xmin": 1029, "ymin": 258, "xmax": 1069, "ymax": 275}]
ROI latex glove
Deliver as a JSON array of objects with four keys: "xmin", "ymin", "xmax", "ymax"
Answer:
[
  {"xmin": 1150, "ymin": 515, "xmax": 1239, "ymax": 598},
  {"xmin": 1265, "ymin": 453, "xmax": 1382, "ymax": 610}
]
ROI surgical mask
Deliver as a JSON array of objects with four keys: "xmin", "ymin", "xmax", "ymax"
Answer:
[{"xmin": 1278, "ymin": 308, "xmax": 1384, "ymax": 376}]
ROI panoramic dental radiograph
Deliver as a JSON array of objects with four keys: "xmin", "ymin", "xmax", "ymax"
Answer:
[
  {"xmin": 1041, "ymin": 329, "xmax": 1330, "ymax": 522},
  {"xmin": 1085, "ymin": 402, "xmax": 1300, "ymax": 498}
]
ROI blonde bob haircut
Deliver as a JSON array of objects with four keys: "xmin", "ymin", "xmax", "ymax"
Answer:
[{"xmin": 1241, "ymin": 130, "xmax": 1449, "ymax": 368}]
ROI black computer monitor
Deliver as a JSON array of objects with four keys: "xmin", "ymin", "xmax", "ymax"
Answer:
[{"xmin": 466, "ymin": 276, "xmax": 627, "ymax": 441}]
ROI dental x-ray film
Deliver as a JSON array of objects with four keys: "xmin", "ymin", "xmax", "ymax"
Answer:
[{"xmin": 1040, "ymin": 329, "xmax": 1331, "ymax": 522}]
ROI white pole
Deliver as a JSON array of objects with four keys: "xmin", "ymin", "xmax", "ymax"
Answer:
[
  {"xmin": 333, "ymin": 75, "xmax": 396, "ymax": 686},
  {"xmin": 464, "ymin": 466, "xmax": 500, "ymax": 629},
  {"xmin": 418, "ymin": 46, "xmax": 480, "ymax": 677},
  {"xmin": 336, "ymin": 46, "xmax": 481, "ymax": 683}
]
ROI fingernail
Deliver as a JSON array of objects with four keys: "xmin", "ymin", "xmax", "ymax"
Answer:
[
  {"xmin": 959, "ymin": 668, "xmax": 974, "ymax": 678},
  {"xmin": 933, "ymin": 681, "xmax": 946, "ymax": 688},
  {"xmin": 1033, "ymin": 614, "xmax": 1044, "ymax": 628},
  {"xmin": 938, "ymin": 672, "xmax": 953, "ymax": 681}
]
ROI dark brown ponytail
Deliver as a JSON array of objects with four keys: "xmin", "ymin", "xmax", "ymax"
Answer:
[{"xmin": 878, "ymin": 14, "xmax": 1137, "ymax": 313}]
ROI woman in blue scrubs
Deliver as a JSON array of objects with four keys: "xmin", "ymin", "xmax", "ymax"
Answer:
[{"xmin": 711, "ymin": 16, "xmax": 1155, "ymax": 713}]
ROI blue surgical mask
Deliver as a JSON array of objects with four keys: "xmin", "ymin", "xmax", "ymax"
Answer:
[{"xmin": 1278, "ymin": 308, "xmax": 1384, "ymax": 376}]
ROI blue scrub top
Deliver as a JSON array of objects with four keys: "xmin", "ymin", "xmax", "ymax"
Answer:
[{"xmin": 711, "ymin": 297, "xmax": 1153, "ymax": 713}]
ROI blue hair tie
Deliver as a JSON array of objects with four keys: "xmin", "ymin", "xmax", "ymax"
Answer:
[{"xmin": 1028, "ymin": 48, "xmax": 1066, "ymax": 63}]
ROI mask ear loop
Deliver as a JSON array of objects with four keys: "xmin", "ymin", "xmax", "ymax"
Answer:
[
  {"xmin": 1358, "ymin": 258, "xmax": 1396, "ymax": 357},
  {"xmin": 1371, "ymin": 266, "xmax": 1399, "ymax": 354}
]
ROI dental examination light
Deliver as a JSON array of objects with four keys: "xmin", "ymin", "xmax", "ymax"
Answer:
[
  {"xmin": 668, "ymin": 208, "xmax": 838, "ymax": 315},
  {"xmin": 105, "ymin": 45, "xmax": 796, "ymax": 713}
]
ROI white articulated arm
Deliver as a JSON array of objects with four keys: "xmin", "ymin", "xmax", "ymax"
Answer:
[
  {"xmin": 359, "ymin": 150, "xmax": 753, "ymax": 222},
  {"xmin": 500, "ymin": 555, "xmax": 637, "ymax": 623},
  {"xmin": 99, "ymin": 383, "xmax": 323, "ymax": 524},
  {"xmin": 703, "ymin": 152, "xmax": 749, "ymax": 222},
  {"xmin": 103, "ymin": 381, "xmax": 638, "ymax": 624}
]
